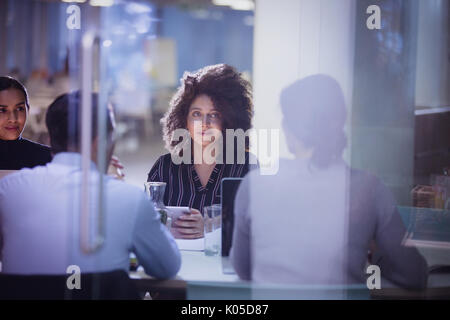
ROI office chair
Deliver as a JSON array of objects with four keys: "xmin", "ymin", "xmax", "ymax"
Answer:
[{"xmin": 0, "ymin": 269, "xmax": 140, "ymax": 300}]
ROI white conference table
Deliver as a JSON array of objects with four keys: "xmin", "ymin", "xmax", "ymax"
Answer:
[
  {"xmin": 129, "ymin": 239, "xmax": 450, "ymax": 300},
  {"xmin": 130, "ymin": 250, "xmax": 238, "ymax": 283},
  {"xmin": 129, "ymin": 238, "xmax": 240, "ymax": 299}
]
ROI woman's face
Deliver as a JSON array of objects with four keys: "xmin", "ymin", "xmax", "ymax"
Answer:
[
  {"xmin": 0, "ymin": 89, "xmax": 27, "ymax": 140},
  {"xmin": 187, "ymin": 94, "xmax": 222, "ymax": 147}
]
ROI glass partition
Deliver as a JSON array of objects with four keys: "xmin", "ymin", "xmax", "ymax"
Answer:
[{"xmin": 1, "ymin": 0, "xmax": 449, "ymax": 301}]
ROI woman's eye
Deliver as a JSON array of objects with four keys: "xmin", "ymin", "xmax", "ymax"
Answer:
[
  {"xmin": 17, "ymin": 107, "xmax": 25, "ymax": 112},
  {"xmin": 0, "ymin": 109, "xmax": 5, "ymax": 113},
  {"xmin": 210, "ymin": 113, "xmax": 220, "ymax": 119},
  {"xmin": 192, "ymin": 111, "xmax": 201, "ymax": 117}
]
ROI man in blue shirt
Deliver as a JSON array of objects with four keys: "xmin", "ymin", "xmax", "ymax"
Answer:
[{"xmin": 0, "ymin": 91, "xmax": 180, "ymax": 278}]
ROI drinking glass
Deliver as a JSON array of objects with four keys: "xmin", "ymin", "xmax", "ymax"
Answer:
[
  {"xmin": 203, "ymin": 204, "xmax": 222, "ymax": 256},
  {"xmin": 144, "ymin": 182, "xmax": 169, "ymax": 226}
]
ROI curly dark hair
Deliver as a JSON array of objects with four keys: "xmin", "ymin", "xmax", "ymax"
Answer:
[{"xmin": 161, "ymin": 64, "xmax": 253, "ymax": 153}]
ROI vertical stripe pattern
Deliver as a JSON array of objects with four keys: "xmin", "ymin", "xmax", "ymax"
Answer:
[{"xmin": 147, "ymin": 152, "xmax": 254, "ymax": 214}]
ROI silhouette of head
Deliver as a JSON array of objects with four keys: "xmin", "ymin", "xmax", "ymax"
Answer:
[{"xmin": 281, "ymin": 74, "xmax": 347, "ymax": 168}]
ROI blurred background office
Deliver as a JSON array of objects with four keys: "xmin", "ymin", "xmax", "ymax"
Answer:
[
  {"xmin": 0, "ymin": 0, "xmax": 254, "ymax": 186},
  {"xmin": 1, "ymin": 0, "xmax": 450, "ymax": 297},
  {"xmin": 0, "ymin": 0, "xmax": 449, "ymax": 208}
]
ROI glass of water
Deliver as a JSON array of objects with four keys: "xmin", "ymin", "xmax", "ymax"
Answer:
[
  {"xmin": 203, "ymin": 204, "xmax": 222, "ymax": 256},
  {"xmin": 144, "ymin": 182, "xmax": 169, "ymax": 226}
]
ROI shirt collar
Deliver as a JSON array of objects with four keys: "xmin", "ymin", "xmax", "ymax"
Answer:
[
  {"xmin": 0, "ymin": 137, "xmax": 22, "ymax": 144},
  {"xmin": 51, "ymin": 152, "xmax": 98, "ymax": 171}
]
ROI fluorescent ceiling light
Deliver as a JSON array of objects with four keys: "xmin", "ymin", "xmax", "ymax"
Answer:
[
  {"xmin": 61, "ymin": 0, "xmax": 86, "ymax": 3},
  {"xmin": 125, "ymin": 3, "xmax": 152, "ymax": 14},
  {"xmin": 89, "ymin": 0, "xmax": 114, "ymax": 7},
  {"xmin": 102, "ymin": 40, "xmax": 112, "ymax": 47},
  {"xmin": 212, "ymin": 0, "xmax": 254, "ymax": 11}
]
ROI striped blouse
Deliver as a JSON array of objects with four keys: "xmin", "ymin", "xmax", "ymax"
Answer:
[{"xmin": 147, "ymin": 152, "xmax": 255, "ymax": 214}]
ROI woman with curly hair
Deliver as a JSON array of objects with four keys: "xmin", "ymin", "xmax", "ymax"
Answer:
[{"xmin": 147, "ymin": 64, "xmax": 255, "ymax": 239}]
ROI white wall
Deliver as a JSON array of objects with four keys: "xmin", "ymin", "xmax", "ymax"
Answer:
[{"xmin": 252, "ymin": 0, "xmax": 356, "ymax": 159}]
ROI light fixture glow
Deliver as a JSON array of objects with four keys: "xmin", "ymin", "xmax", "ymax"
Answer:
[
  {"xmin": 61, "ymin": 0, "xmax": 86, "ymax": 3},
  {"xmin": 89, "ymin": 0, "xmax": 114, "ymax": 7},
  {"xmin": 212, "ymin": 0, "xmax": 230, "ymax": 6},
  {"xmin": 212, "ymin": 0, "xmax": 254, "ymax": 11}
]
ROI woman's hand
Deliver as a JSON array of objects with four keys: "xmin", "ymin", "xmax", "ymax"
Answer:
[
  {"xmin": 171, "ymin": 208, "xmax": 204, "ymax": 239},
  {"xmin": 108, "ymin": 155, "xmax": 125, "ymax": 180}
]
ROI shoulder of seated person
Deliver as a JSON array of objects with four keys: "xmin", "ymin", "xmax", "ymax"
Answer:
[
  {"xmin": 151, "ymin": 153, "xmax": 171, "ymax": 165},
  {"xmin": 20, "ymin": 138, "xmax": 51, "ymax": 151},
  {"xmin": 158, "ymin": 152, "xmax": 181, "ymax": 167},
  {"xmin": 0, "ymin": 166, "xmax": 36, "ymax": 188},
  {"xmin": 349, "ymin": 167, "xmax": 380, "ymax": 187}
]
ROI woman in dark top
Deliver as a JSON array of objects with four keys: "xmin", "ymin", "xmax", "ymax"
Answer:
[
  {"xmin": 148, "ymin": 64, "xmax": 255, "ymax": 239},
  {"xmin": 0, "ymin": 76, "xmax": 52, "ymax": 169}
]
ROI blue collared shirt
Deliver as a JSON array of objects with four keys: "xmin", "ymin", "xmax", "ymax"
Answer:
[{"xmin": 0, "ymin": 152, "xmax": 181, "ymax": 278}]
